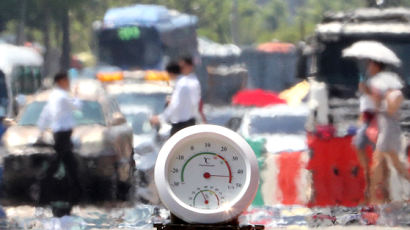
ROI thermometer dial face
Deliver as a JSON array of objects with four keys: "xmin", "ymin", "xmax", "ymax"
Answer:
[
  {"xmin": 155, "ymin": 125, "xmax": 259, "ymax": 224},
  {"xmin": 167, "ymin": 137, "xmax": 247, "ymax": 210}
]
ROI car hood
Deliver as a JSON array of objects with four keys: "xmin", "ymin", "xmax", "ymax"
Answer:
[
  {"xmin": 2, "ymin": 126, "xmax": 43, "ymax": 150},
  {"xmin": 2, "ymin": 125, "xmax": 108, "ymax": 156},
  {"xmin": 72, "ymin": 125, "xmax": 107, "ymax": 143},
  {"xmin": 250, "ymin": 134, "xmax": 307, "ymax": 154}
]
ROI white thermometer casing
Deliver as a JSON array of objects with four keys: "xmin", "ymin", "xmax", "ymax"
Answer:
[{"xmin": 154, "ymin": 124, "xmax": 259, "ymax": 224}]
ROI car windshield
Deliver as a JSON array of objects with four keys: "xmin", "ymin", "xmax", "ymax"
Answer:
[
  {"xmin": 97, "ymin": 27, "xmax": 162, "ymax": 70},
  {"xmin": 207, "ymin": 113, "xmax": 232, "ymax": 126},
  {"xmin": 206, "ymin": 113, "xmax": 232, "ymax": 125},
  {"xmin": 19, "ymin": 100, "xmax": 106, "ymax": 126},
  {"xmin": 114, "ymin": 93, "xmax": 167, "ymax": 114},
  {"xmin": 249, "ymin": 115, "xmax": 306, "ymax": 135}
]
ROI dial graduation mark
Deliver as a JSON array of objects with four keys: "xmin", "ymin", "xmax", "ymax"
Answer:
[{"xmin": 180, "ymin": 152, "xmax": 233, "ymax": 183}]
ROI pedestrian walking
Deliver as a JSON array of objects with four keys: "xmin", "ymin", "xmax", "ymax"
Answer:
[
  {"xmin": 179, "ymin": 56, "xmax": 207, "ymax": 124},
  {"xmin": 352, "ymin": 60, "xmax": 380, "ymax": 203},
  {"xmin": 150, "ymin": 57, "xmax": 201, "ymax": 136},
  {"xmin": 368, "ymin": 71, "xmax": 410, "ymax": 204},
  {"xmin": 343, "ymin": 40, "xmax": 410, "ymax": 204},
  {"xmin": 37, "ymin": 72, "xmax": 82, "ymax": 202}
]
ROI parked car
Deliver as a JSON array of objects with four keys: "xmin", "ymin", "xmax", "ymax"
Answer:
[
  {"xmin": 239, "ymin": 105, "xmax": 308, "ymax": 154},
  {"xmin": 107, "ymin": 80, "xmax": 172, "ymax": 144},
  {"xmin": 107, "ymin": 80, "xmax": 172, "ymax": 204},
  {"xmin": 1, "ymin": 79, "xmax": 134, "ymax": 204},
  {"xmin": 203, "ymin": 105, "xmax": 247, "ymax": 131}
]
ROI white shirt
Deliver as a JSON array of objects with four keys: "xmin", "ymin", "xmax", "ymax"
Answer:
[
  {"xmin": 161, "ymin": 73, "xmax": 201, "ymax": 124},
  {"xmin": 37, "ymin": 87, "xmax": 81, "ymax": 132},
  {"xmin": 359, "ymin": 94, "xmax": 376, "ymax": 112},
  {"xmin": 359, "ymin": 78, "xmax": 376, "ymax": 113}
]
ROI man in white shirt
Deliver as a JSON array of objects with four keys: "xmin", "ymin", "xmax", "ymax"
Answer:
[
  {"xmin": 150, "ymin": 57, "xmax": 201, "ymax": 136},
  {"xmin": 37, "ymin": 72, "xmax": 81, "ymax": 201}
]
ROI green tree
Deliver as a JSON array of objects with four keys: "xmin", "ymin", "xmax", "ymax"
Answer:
[{"xmin": 5, "ymin": 0, "xmax": 410, "ymax": 69}]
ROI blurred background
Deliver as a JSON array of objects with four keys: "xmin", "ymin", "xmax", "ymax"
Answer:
[
  {"xmin": 0, "ymin": 0, "xmax": 410, "ymax": 229},
  {"xmin": 0, "ymin": 0, "xmax": 376, "ymax": 74}
]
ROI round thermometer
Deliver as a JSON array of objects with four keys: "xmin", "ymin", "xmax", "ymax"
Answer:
[{"xmin": 155, "ymin": 125, "xmax": 259, "ymax": 224}]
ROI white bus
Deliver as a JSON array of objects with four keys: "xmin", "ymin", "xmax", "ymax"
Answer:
[{"xmin": 0, "ymin": 44, "xmax": 44, "ymax": 118}]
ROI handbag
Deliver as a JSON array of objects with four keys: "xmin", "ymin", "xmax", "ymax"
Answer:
[{"xmin": 365, "ymin": 118, "xmax": 378, "ymax": 144}]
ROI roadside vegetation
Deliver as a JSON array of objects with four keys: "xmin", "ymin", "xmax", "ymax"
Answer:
[{"xmin": 1, "ymin": 0, "xmax": 410, "ymax": 67}]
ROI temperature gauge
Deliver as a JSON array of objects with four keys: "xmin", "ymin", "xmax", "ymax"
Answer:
[
  {"xmin": 191, "ymin": 187, "xmax": 223, "ymax": 209},
  {"xmin": 155, "ymin": 125, "xmax": 259, "ymax": 224}
]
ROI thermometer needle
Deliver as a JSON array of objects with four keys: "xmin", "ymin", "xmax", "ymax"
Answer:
[
  {"xmin": 203, "ymin": 172, "xmax": 230, "ymax": 179},
  {"xmin": 210, "ymin": 175, "xmax": 230, "ymax": 177},
  {"xmin": 200, "ymin": 191, "xmax": 209, "ymax": 204}
]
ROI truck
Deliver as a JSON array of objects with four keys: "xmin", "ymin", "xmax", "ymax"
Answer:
[
  {"xmin": 94, "ymin": 4, "xmax": 198, "ymax": 70},
  {"xmin": 301, "ymin": 7, "xmax": 410, "ymax": 136}
]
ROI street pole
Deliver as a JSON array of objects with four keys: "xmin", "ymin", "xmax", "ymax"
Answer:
[
  {"xmin": 16, "ymin": 0, "xmax": 27, "ymax": 45},
  {"xmin": 60, "ymin": 3, "xmax": 71, "ymax": 71},
  {"xmin": 231, "ymin": 0, "xmax": 239, "ymax": 45},
  {"xmin": 299, "ymin": 10, "xmax": 305, "ymax": 41}
]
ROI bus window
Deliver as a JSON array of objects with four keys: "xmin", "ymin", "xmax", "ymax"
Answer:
[
  {"xmin": 23, "ymin": 67, "xmax": 33, "ymax": 94},
  {"xmin": 33, "ymin": 67, "xmax": 42, "ymax": 90},
  {"xmin": 97, "ymin": 26, "xmax": 162, "ymax": 70},
  {"xmin": 12, "ymin": 67, "xmax": 23, "ymax": 96},
  {"xmin": 0, "ymin": 71, "xmax": 7, "ymax": 117},
  {"xmin": 11, "ymin": 66, "xmax": 43, "ymax": 95}
]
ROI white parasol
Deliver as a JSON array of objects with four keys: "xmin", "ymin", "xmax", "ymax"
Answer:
[
  {"xmin": 342, "ymin": 41, "xmax": 401, "ymax": 67},
  {"xmin": 369, "ymin": 71, "xmax": 403, "ymax": 93}
]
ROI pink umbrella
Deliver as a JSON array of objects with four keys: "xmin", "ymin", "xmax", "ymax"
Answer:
[{"xmin": 232, "ymin": 89, "xmax": 287, "ymax": 107}]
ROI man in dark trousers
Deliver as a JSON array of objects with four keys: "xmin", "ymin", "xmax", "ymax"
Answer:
[
  {"xmin": 37, "ymin": 72, "xmax": 82, "ymax": 203},
  {"xmin": 150, "ymin": 58, "xmax": 201, "ymax": 136}
]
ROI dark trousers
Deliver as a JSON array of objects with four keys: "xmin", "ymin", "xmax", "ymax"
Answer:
[
  {"xmin": 170, "ymin": 118, "xmax": 196, "ymax": 137},
  {"xmin": 53, "ymin": 130, "xmax": 81, "ymax": 200}
]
